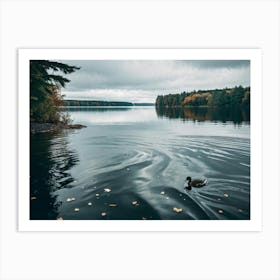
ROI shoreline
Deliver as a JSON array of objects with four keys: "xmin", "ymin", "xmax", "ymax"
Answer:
[{"xmin": 30, "ymin": 122, "xmax": 87, "ymax": 134}]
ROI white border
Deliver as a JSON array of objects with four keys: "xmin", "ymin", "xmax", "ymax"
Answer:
[{"xmin": 18, "ymin": 49, "xmax": 262, "ymax": 231}]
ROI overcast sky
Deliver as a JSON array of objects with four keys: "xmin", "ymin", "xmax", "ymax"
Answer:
[{"xmin": 60, "ymin": 60, "xmax": 250, "ymax": 103}]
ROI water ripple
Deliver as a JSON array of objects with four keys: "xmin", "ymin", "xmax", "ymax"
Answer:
[
  {"xmin": 49, "ymin": 133, "xmax": 250, "ymax": 220},
  {"xmin": 30, "ymin": 106, "xmax": 251, "ymax": 220}
]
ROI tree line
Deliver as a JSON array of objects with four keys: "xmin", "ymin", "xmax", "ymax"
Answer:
[
  {"xmin": 65, "ymin": 100, "xmax": 134, "ymax": 106},
  {"xmin": 155, "ymin": 86, "xmax": 250, "ymax": 108},
  {"xmin": 64, "ymin": 100, "xmax": 155, "ymax": 106}
]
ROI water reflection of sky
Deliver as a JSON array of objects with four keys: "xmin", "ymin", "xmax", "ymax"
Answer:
[
  {"xmin": 70, "ymin": 107, "xmax": 157, "ymax": 124},
  {"xmin": 68, "ymin": 106, "xmax": 250, "ymax": 139}
]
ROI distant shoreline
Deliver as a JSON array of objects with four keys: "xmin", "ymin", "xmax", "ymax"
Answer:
[{"xmin": 64, "ymin": 100, "xmax": 155, "ymax": 107}]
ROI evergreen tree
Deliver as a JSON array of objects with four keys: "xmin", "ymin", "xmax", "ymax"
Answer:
[{"xmin": 30, "ymin": 60, "xmax": 80, "ymax": 123}]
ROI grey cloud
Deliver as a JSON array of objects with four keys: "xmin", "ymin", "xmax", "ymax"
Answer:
[
  {"xmin": 59, "ymin": 60, "xmax": 250, "ymax": 102},
  {"xmin": 181, "ymin": 60, "xmax": 250, "ymax": 69},
  {"xmin": 62, "ymin": 60, "xmax": 185, "ymax": 91}
]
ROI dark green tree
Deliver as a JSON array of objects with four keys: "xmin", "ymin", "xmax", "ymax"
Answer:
[
  {"xmin": 30, "ymin": 60, "xmax": 80, "ymax": 123},
  {"xmin": 155, "ymin": 86, "xmax": 250, "ymax": 109}
]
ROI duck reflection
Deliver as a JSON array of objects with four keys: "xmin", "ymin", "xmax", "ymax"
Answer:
[{"xmin": 30, "ymin": 131, "xmax": 79, "ymax": 219}]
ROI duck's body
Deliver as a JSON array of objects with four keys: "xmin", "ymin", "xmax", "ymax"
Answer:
[
  {"xmin": 184, "ymin": 176, "xmax": 207, "ymax": 190},
  {"xmin": 189, "ymin": 178, "xmax": 207, "ymax": 187}
]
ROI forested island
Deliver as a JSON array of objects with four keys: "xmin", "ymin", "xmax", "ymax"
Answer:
[
  {"xmin": 155, "ymin": 86, "xmax": 250, "ymax": 108},
  {"xmin": 64, "ymin": 100, "xmax": 154, "ymax": 106}
]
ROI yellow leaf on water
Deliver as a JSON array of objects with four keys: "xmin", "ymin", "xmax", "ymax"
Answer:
[{"xmin": 173, "ymin": 207, "xmax": 183, "ymax": 213}]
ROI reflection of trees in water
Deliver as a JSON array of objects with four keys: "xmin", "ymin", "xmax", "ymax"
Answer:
[
  {"xmin": 156, "ymin": 106, "xmax": 250, "ymax": 124},
  {"xmin": 30, "ymin": 131, "xmax": 79, "ymax": 219}
]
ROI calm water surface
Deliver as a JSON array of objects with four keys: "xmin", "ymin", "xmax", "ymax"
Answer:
[{"xmin": 30, "ymin": 106, "xmax": 250, "ymax": 220}]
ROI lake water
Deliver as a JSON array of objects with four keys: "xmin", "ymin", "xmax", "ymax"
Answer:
[{"xmin": 30, "ymin": 106, "xmax": 250, "ymax": 220}]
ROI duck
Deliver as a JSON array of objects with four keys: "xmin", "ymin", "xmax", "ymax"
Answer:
[{"xmin": 184, "ymin": 176, "xmax": 207, "ymax": 190}]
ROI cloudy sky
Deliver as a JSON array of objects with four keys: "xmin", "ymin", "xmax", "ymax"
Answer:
[{"xmin": 60, "ymin": 60, "xmax": 250, "ymax": 103}]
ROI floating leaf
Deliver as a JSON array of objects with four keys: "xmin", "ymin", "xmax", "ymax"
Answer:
[
  {"xmin": 132, "ymin": 201, "xmax": 140, "ymax": 206},
  {"xmin": 88, "ymin": 202, "xmax": 92, "ymax": 206},
  {"xmin": 96, "ymin": 194, "xmax": 100, "ymax": 197},
  {"xmin": 109, "ymin": 204, "xmax": 117, "ymax": 207},
  {"xmin": 223, "ymin": 193, "xmax": 229, "ymax": 197},
  {"xmin": 173, "ymin": 207, "xmax": 183, "ymax": 213},
  {"xmin": 66, "ymin": 197, "xmax": 76, "ymax": 202},
  {"xmin": 101, "ymin": 212, "xmax": 107, "ymax": 216},
  {"xmin": 74, "ymin": 208, "xmax": 80, "ymax": 212},
  {"xmin": 218, "ymin": 209, "xmax": 224, "ymax": 214},
  {"xmin": 160, "ymin": 191, "xmax": 165, "ymax": 195},
  {"xmin": 31, "ymin": 196, "xmax": 37, "ymax": 200},
  {"xmin": 104, "ymin": 188, "xmax": 111, "ymax": 193}
]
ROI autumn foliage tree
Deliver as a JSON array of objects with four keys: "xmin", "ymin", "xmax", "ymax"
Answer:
[
  {"xmin": 30, "ymin": 60, "xmax": 80, "ymax": 123},
  {"xmin": 156, "ymin": 86, "xmax": 250, "ymax": 108}
]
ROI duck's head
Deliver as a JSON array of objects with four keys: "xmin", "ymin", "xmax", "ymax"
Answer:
[{"xmin": 186, "ymin": 176, "xmax": 191, "ymax": 182}]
